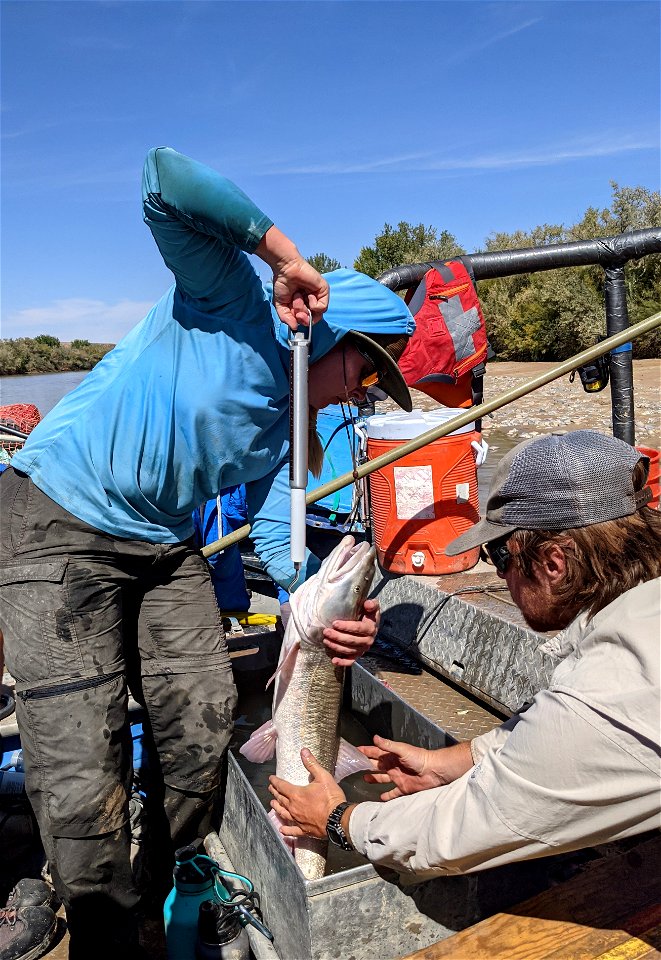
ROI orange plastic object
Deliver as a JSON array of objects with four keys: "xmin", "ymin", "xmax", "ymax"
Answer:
[
  {"xmin": 368, "ymin": 429, "xmax": 481, "ymax": 575},
  {"xmin": 0, "ymin": 403, "xmax": 42, "ymax": 459},
  {"xmin": 0, "ymin": 403, "xmax": 42, "ymax": 434},
  {"xmin": 636, "ymin": 446, "xmax": 660, "ymax": 509}
]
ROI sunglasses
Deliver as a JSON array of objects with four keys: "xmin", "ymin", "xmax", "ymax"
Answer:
[
  {"xmin": 352, "ymin": 342, "xmax": 385, "ymax": 389},
  {"xmin": 480, "ymin": 536, "xmax": 514, "ymax": 574},
  {"xmin": 360, "ymin": 368, "xmax": 384, "ymax": 389}
]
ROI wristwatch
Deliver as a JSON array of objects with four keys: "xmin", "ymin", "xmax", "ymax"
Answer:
[{"xmin": 326, "ymin": 801, "xmax": 354, "ymax": 851}]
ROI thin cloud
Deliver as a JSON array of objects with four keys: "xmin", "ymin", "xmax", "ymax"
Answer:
[
  {"xmin": 444, "ymin": 17, "xmax": 542, "ymax": 67},
  {"xmin": 421, "ymin": 133, "xmax": 659, "ymax": 173},
  {"xmin": 1, "ymin": 119, "xmax": 66, "ymax": 141},
  {"xmin": 3, "ymin": 299, "xmax": 154, "ymax": 344},
  {"xmin": 2, "ymin": 112, "xmax": 145, "ymax": 141},
  {"xmin": 260, "ymin": 132, "xmax": 658, "ymax": 177},
  {"xmin": 261, "ymin": 151, "xmax": 434, "ymax": 176},
  {"xmin": 3, "ymin": 162, "xmax": 139, "ymax": 192}
]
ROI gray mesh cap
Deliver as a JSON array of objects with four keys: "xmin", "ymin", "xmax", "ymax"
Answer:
[{"xmin": 445, "ymin": 430, "xmax": 652, "ymax": 556}]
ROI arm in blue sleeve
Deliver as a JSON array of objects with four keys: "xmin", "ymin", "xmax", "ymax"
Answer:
[
  {"xmin": 246, "ymin": 460, "xmax": 320, "ymax": 594},
  {"xmin": 141, "ymin": 147, "xmax": 274, "ymax": 307}
]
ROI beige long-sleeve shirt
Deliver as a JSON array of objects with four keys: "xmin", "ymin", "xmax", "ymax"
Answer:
[{"xmin": 350, "ymin": 577, "xmax": 661, "ymax": 878}]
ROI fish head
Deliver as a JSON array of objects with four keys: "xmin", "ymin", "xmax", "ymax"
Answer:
[{"xmin": 298, "ymin": 535, "xmax": 376, "ymax": 646}]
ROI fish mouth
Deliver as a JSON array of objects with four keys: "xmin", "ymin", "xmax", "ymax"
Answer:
[{"xmin": 326, "ymin": 535, "xmax": 376, "ymax": 584}]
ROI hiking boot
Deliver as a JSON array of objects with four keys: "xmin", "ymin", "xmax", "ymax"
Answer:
[
  {"xmin": 4, "ymin": 880, "xmax": 58, "ymax": 912},
  {"xmin": 0, "ymin": 905, "xmax": 57, "ymax": 960}
]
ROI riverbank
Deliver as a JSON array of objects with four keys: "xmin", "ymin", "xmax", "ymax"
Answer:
[
  {"xmin": 0, "ymin": 338, "xmax": 113, "ymax": 376},
  {"xmin": 2, "ymin": 360, "xmax": 659, "ymax": 450},
  {"xmin": 406, "ymin": 359, "xmax": 661, "ymax": 451}
]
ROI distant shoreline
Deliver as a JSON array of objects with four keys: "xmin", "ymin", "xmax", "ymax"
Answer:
[
  {"xmin": 1, "ymin": 365, "xmax": 97, "ymax": 378},
  {"xmin": 0, "ymin": 338, "xmax": 114, "ymax": 377}
]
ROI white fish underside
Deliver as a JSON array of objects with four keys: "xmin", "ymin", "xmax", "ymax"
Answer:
[
  {"xmin": 240, "ymin": 536, "xmax": 376, "ymax": 880},
  {"xmin": 274, "ymin": 642, "xmax": 344, "ymax": 879}
]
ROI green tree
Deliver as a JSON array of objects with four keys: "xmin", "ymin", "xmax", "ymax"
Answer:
[
  {"xmin": 306, "ymin": 253, "xmax": 342, "ymax": 273},
  {"xmin": 479, "ymin": 182, "xmax": 660, "ymax": 361},
  {"xmin": 34, "ymin": 333, "xmax": 60, "ymax": 347},
  {"xmin": 71, "ymin": 338, "xmax": 91, "ymax": 348},
  {"xmin": 0, "ymin": 337, "xmax": 114, "ymax": 375},
  {"xmin": 354, "ymin": 222, "xmax": 465, "ymax": 278}
]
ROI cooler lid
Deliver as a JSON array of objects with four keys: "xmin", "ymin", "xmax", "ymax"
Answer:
[{"xmin": 366, "ymin": 408, "xmax": 475, "ymax": 440}]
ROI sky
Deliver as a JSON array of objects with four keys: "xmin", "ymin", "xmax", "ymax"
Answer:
[{"xmin": 1, "ymin": 0, "xmax": 659, "ymax": 343}]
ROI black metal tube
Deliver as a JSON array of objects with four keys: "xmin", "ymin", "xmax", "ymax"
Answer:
[
  {"xmin": 0, "ymin": 423, "xmax": 29, "ymax": 440},
  {"xmin": 377, "ymin": 227, "xmax": 661, "ymax": 291},
  {"xmin": 604, "ymin": 265, "xmax": 635, "ymax": 444},
  {"xmin": 377, "ymin": 227, "xmax": 660, "ymax": 450}
]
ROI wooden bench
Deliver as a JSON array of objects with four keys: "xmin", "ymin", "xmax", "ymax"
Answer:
[{"xmin": 404, "ymin": 835, "xmax": 661, "ymax": 960}]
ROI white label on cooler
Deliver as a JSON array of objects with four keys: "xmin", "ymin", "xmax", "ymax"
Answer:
[
  {"xmin": 456, "ymin": 482, "xmax": 470, "ymax": 503},
  {"xmin": 394, "ymin": 466, "xmax": 435, "ymax": 519}
]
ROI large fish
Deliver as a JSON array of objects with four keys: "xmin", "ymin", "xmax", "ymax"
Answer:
[{"xmin": 240, "ymin": 535, "xmax": 376, "ymax": 879}]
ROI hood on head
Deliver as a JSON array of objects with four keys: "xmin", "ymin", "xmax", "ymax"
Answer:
[{"xmin": 267, "ymin": 268, "xmax": 415, "ymax": 364}]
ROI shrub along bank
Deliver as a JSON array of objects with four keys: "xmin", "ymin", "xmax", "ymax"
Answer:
[{"xmin": 0, "ymin": 336, "xmax": 114, "ymax": 376}]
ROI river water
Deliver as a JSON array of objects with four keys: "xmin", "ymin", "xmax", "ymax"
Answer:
[
  {"xmin": 0, "ymin": 369, "xmax": 514, "ymax": 502},
  {"xmin": 0, "ymin": 370, "xmax": 89, "ymax": 415}
]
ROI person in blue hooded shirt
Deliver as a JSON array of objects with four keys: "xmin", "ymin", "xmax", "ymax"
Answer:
[{"xmin": 0, "ymin": 147, "xmax": 414, "ymax": 957}]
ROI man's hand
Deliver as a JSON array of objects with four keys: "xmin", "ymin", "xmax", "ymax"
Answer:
[
  {"xmin": 269, "ymin": 749, "xmax": 346, "ymax": 839},
  {"xmin": 359, "ymin": 736, "xmax": 474, "ymax": 801},
  {"xmin": 323, "ymin": 598, "xmax": 379, "ymax": 667},
  {"xmin": 256, "ymin": 226, "xmax": 329, "ymax": 330}
]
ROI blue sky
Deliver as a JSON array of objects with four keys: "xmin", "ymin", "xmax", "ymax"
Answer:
[{"xmin": 2, "ymin": 0, "xmax": 659, "ymax": 343}]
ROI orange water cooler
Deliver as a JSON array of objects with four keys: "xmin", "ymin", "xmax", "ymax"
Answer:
[
  {"xmin": 367, "ymin": 409, "xmax": 482, "ymax": 575},
  {"xmin": 636, "ymin": 445, "xmax": 660, "ymax": 509}
]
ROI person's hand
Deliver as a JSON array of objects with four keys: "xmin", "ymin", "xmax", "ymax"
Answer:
[
  {"xmin": 269, "ymin": 749, "xmax": 346, "ymax": 839},
  {"xmin": 323, "ymin": 598, "xmax": 380, "ymax": 667},
  {"xmin": 256, "ymin": 226, "xmax": 329, "ymax": 330},
  {"xmin": 358, "ymin": 736, "xmax": 474, "ymax": 801},
  {"xmin": 272, "ymin": 259, "xmax": 329, "ymax": 330}
]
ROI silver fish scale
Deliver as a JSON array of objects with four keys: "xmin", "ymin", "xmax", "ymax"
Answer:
[
  {"xmin": 274, "ymin": 643, "xmax": 344, "ymax": 880},
  {"xmin": 269, "ymin": 539, "xmax": 376, "ymax": 881}
]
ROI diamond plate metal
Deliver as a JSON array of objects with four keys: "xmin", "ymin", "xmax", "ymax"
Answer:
[
  {"xmin": 359, "ymin": 655, "xmax": 503, "ymax": 741},
  {"xmin": 372, "ymin": 566, "xmax": 559, "ymax": 715}
]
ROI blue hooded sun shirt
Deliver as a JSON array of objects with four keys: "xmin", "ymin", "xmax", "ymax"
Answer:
[{"xmin": 12, "ymin": 147, "xmax": 414, "ymax": 589}]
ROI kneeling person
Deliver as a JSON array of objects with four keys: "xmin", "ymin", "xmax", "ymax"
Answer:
[{"xmin": 269, "ymin": 431, "xmax": 660, "ymax": 876}]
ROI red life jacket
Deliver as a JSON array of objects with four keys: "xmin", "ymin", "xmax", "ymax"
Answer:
[{"xmin": 399, "ymin": 260, "xmax": 488, "ymax": 408}]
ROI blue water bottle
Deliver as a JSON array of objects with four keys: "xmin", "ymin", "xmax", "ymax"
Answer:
[
  {"xmin": 0, "ymin": 748, "xmax": 25, "ymax": 796},
  {"xmin": 164, "ymin": 846, "xmax": 223, "ymax": 960}
]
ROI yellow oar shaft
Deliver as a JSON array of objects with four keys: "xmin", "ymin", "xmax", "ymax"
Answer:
[{"xmin": 202, "ymin": 311, "xmax": 661, "ymax": 560}]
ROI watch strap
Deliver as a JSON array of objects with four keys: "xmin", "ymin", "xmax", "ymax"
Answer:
[{"xmin": 326, "ymin": 801, "xmax": 354, "ymax": 851}]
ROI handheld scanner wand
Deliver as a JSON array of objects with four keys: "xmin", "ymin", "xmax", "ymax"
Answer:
[{"xmin": 289, "ymin": 320, "xmax": 312, "ymax": 580}]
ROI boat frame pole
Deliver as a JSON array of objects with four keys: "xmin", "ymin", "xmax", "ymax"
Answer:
[
  {"xmin": 378, "ymin": 227, "xmax": 661, "ymax": 446},
  {"xmin": 202, "ymin": 311, "xmax": 660, "ymax": 559}
]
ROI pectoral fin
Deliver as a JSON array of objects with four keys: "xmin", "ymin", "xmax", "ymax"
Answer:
[
  {"xmin": 334, "ymin": 738, "xmax": 374, "ymax": 782},
  {"xmin": 266, "ymin": 637, "xmax": 300, "ymax": 692},
  {"xmin": 239, "ymin": 719, "xmax": 278, "ymax": 763}
]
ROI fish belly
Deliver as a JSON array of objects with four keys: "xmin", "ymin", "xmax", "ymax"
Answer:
[{"xmin": 274, "ymin": 645, "xmax": 343, "ymax": 880}]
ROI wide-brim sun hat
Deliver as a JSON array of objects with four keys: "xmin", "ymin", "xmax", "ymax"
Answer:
[
  {"xmin": 347, "ymin": 330, "xmax": 412, "ymax": 412},
  {"xmin": 270, "ymin": 268, "xmax": 415, "ymax": 410},
  {"xmin": 445, "ymin": 430, "xmax": 652, "ymax": 557}
]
